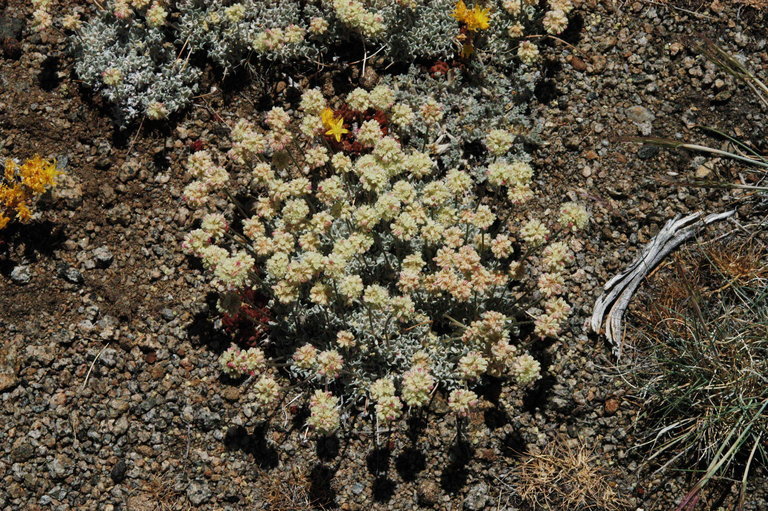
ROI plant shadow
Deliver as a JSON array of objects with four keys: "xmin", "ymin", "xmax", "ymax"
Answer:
[{"xmin": 224, "ymin": 423, "xmax": 279, "ymax": 470}]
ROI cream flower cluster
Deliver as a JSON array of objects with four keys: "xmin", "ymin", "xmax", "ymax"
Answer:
[
  {"xmin": 218, "ymin": 345, "xmax": 266, "ymax": 378},
  {"xmin": 252, "ymin": 25, "xmax": 307, "ymax": 54},
  {"xmin": 186, "ymin": 86, "xmax": 589, "ymax": 432},
  {"xmin": 492, "ymin": 0, "xmax": 575, "ymax": 64},
  {"xmin": 31, "ymin": 0, "xmax": 53, "ymax": 31},
  {"xmin": 329, "ymin": 0, "xmax": 385, "ymax": 38},
  {"xmin": 307, "ymin": 390, "xmax": 341, "ymax": 435},
  {"xmin": 108, "ymin": 0, "xmax": 168, "ymax": 25}
]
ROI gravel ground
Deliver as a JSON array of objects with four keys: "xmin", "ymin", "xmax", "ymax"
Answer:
[{"xmin": 2, "ymin": 0, "xmax": 768, "ymax": 510}]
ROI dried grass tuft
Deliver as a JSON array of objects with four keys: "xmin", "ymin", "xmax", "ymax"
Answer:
[
  {"xmin": 256, "ymin": 465, "xmax": 317, "ymax": 511},
  {"xmin": 515, "ymin": 437, "xmax": 627, "ymax": 510}
]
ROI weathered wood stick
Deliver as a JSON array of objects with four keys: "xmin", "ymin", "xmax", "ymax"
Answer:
[{"xmin": 590, "ymin": 210, "xmax": 736, "ymax": 359}]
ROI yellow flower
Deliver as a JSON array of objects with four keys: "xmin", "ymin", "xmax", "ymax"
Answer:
[
  {"xmin": 0, "ymin": 155, "xmax": 60, "ymax": 230},
  {"xmin": 4, "ymin": 159, "xmax": 17, "ymax": 182},
  {"xmin": 15, "ymin": 202, "xmax": 31, "ymax": 222},
  {"xmin": 320, "ymin": 107, "xmax": 350, "ymax": 141},
  {"xmin": 19, "ymin": 155, "xmax": 59, "ymax": 194},
  {"xmin": 465, "ymin": 5, "xmax": 490, "ymax": 31},
  {"xmin": 453, "ymin": 1, "xmax": 490, "ymax": 31},
  {"xmin": 324, "ymin": 114, "xmax": 349, "ymax": 142},
  {"xmin": 452, "ymin": 0, "xmax": 470, "ymax": 21},
  {"xmin": 321, "ymin": 107, "xmax": 338, "ymax": 128}
]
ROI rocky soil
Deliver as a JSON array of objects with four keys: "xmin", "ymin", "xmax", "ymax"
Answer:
[{"xmin": 1, "ymin": 0, "xmax": 768, "ymax": 510}]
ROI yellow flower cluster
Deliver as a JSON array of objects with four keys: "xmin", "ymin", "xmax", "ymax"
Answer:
[
  {"xmin": 1, "ymin": 155, "xmax": 60, "ymax": 230},
  {"xmin": 453, "ymin": 0, "xmax": 491, "ymax": 32}
]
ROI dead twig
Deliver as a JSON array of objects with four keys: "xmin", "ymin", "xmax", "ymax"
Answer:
[{"xmin": 591, "ymin": 210, "xmax": 736, "ymax": 358}]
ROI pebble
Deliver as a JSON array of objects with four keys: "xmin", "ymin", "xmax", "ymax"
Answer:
[
  {"xmin": 604, "ymin": 397, "xmax": 621, "ymax": 415},
  {"xmin": 569, "ymin": 55, "xmax": 588, "ymax": 71},
  {"xmin": 637, "ymin": 145, "xmax": 660, "ymax": 160},
  {"xmin": 48, "ymin": 454, "xmax": 73, "ymax": 480},
  {"xmin": 0, "ymin": 372, "xmax": 19, "ymax": 392},
  {"xmin": 99, "ymin": 348, "xmax": 118, "ymax": 368},
  {"xmin": 221, "ymin": 387, "xmax": 240, "ymax": 402},
  {"xmin": 695, "ymin": 165, "xmax": 712, "ymax": 178},
  {"xmin": 93, "ymin": 246, "xmax": 114, "ymax": 268},
  {"xmin": 110, "ymin": 460, "xmax": 127, "ymax": 483},
  {"xmin": 9, "ymin": 265, "xmax": 31, "ymax": 285},
  {"xmin": 56, "ymin": 263, "xmax": 84, "ymax": 284},
  {"xmin": 626, "ymin": 105, "xmax": 655, "ymax": 125},
  {"xmin": 186, "ymin": 481, "xmax": 211, "ymax": 506},
  {"xmin": 463, "ymin": 482, "xmax": 489, "ymax": 510},
  {"xmin": 10, "ymin": 443, "xmax": 35, "ymax": 462}
]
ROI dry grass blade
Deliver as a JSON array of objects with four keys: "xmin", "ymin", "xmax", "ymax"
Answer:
[
  {"xmin": 514, "ymin": 437, "xmax": 629, "ymax": 511},
  {"xmin": 625, "ymin": 136, "xmax": 768, "ymax": 170},
  {"xmin": 700, "ymin": 39, "xmax": 768, "ymax": 110}
]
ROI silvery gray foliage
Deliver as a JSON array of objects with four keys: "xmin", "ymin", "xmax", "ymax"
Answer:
[
  {"xmin": 72, "ymin": 0, "xmax": 561, "ymax": 124},
  {"xmin": 388, "ymin": 63, "xmax": 539, "ymax": 171},
  {"xmin": 376, "ymin": 0, "xmax": 457, "ymax": 61},
  {"xmin": 72, "ymin": 13, "xmax": 200, "ymax": 126},
  {"xmin": 176, "ymin": 0, "xmax": 326, "ymax": 71},
  {"xmin": 175, "ymin": 0, "xmax": 458, "ymax": 68}
]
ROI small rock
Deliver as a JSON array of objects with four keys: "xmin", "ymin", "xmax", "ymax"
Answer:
[
  {"xmin": 110, "ymin": 460, "xmax": 127, "ymax": 483},
  {"xmin": 110, "ymin": 398, "xmax": 131, "ymax": 415},
  {"xmin": 221, "ymin": 387, "xmax": 240, "ymax": 402},
  {"xmin": 417, "ymin": 480, "xmax": 441, "ymax": 506},
  {"xmin": 626, "ymin": 105, "xmax": 655, "ymax": 124},
  {"xmin": 10, "ymin": 265, "xmax": 31, "ymax": 285},
  {"xmin": 11, "ymin": 442, "xmax": 34, "ymax": 462},
  {"xmin": 0, "ymin": 372, "xmax": 19, "ymax": 393},
  {"xmin": 187, "ymin": 481, "xmax": 211, "ymax": 506},
  {"xmin": 53, "ymin": 329, "xmax": 74, "ymax": 345},
  {"xmin": 669, "ymin": 42, "xmax": 684, "ymax": 56},
  {"xmin": 463, "ymin": 482, "xmax": 489, "ymax": 511},
  {"xmin": 569, "ymin": 55, "xmax": 587, "ymax": 71},
  {"xmin": 359, "ymin": 66, "xmax": 380, "ymax": 89},
  {"xmin": 93, "ymin": 246, "xmax": 114, "ymax": 268},
  {"xmin": 564, "ymin": 136, "xmax": 581, "ymax": 150},
  {"xmin": 1, "ymin": 37, "xmax": 21, "ymax": 60},
  {"xmin": 604, "ymin": 397, "xmax": 621, "ymax": 415},
  {"xmin": 695, "ymin": 165, "xmax": 712, "ymax": 178},
  {"xmin": 114, "ymin": 415, "xmax": 130, "ymax": 436},
  {"xmin": 49, "ymin": 454, "xmax": 73, "ymax": 479},
  {"xmin": 637, "ymin": 145, "xmax": 660, "ymax": 160},
  {"xmin": 57, "ymin": 263, "xmax": 83, "ymax": 284},
  {"xmin": 99, "ymin": 348, "xmax": 118, "ymax": 368},
  {"xmin": 588, "ymin": 55, "xmax": 607, "ymax": 74},
  {"xmin": 26, "ymin": 344, "xmax": 55, "ymax": 366},
  {"xmin": 195, "ymin": 407, "xmax": 221, "ymax": 431},
  {"xmin": 52, "ymin": 173, "xmax": 83, "ymax": 208}
]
